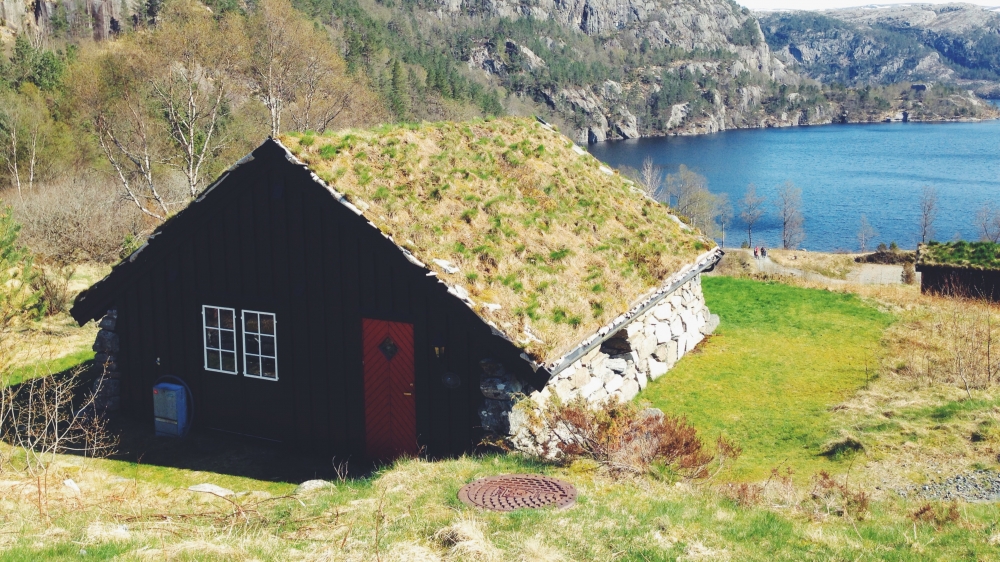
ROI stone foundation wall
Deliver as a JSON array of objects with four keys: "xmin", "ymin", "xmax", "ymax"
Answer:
[
  {"xmin": 91, "ymin": 308, "xmax": 120, "ymax": 412},
  {"xmin": 531, "ymin": 274, "xmax": 718, "ymax": 407}
]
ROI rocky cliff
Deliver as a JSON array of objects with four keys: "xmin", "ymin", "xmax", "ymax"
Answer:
[
  {"xmin": 1, "ymin": 0, "xmax": 139, "ymax": 41},
  {"xmin": 761, "ymin": 4, "xmax": 1000, "ymax": 96}
]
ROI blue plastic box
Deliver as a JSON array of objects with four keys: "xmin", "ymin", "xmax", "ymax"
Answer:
[{"xmin": 153, "ymin": 382, "xmax": 188, "ymax": 437}]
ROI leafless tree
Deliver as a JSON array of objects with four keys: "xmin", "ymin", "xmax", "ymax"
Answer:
[
  {"xmin": 0, "ymin": 91, "xmax": 47, "ymax": 199},
  {"xmin": 739, "ymin": 183, "xmax": 766, "ymax": 247},
  {"xmin": 245, "ymin": 0, "xmax": 306, "ymax": 137},
  {"xmin": 918, "ymin": 185, "xmax": 938, "ymax": 244},
  {"xmin": 975, "ymin": 202, "xmax": 1000, "ymax": 243},
  {"xmin": 639, "ymin": 156, "xmax": 663, "ymax": 199},
  {"xmin": 717, "ymin": 194, "xmax": 733, "ymax": 248},
  {"xmin": 857, "ymin": 215, "xmax": 878, "ymax": 252},
  {"xmin": 666, "ymin": 165, "xmax": 724, "ymax": 235},
  {"xmin": 775, "ymin": 181, "xmax": 805, "ymax": 250}
]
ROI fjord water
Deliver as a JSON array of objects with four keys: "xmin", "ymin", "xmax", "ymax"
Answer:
[{"xmin": 588, "ymin": 119, "xmax": 1000, "ymax": 251}]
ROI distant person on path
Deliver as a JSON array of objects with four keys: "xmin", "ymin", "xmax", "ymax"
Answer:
[
  {"xmin": 761, "ymin": 246, "xmax": 768, "ymax": 258},
  {"xmin": 754, "ymin": 246, "xmax": 759, "ymax": 259}
]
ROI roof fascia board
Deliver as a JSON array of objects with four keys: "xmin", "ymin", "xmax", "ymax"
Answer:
[{"xmin": 544, "ymin": 247, "xmax": 723, "ymax": 377}]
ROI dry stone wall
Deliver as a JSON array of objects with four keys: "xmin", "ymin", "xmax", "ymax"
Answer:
[
  {"xmin": 91, "ymin": 308, "xmax": 120, "ymax": 412},
  {"xmin": 531, "ymin": 274, "xmax": 717, "ymax": 407}
]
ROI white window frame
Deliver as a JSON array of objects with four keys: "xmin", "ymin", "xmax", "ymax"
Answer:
[
  {"xmin": 241, "ymin": 309, "xmax": 279, "ymax": 381},
  {"xmin": 202, "ymin": 305, "xmax": 238, "ymax": 374}
]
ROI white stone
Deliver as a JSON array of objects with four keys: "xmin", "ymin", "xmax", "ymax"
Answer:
[
  {"xmin": 570, "ymin": 367, "xmax": 591, "ymax": 389},
  {"xmin": 296, "ymin": 480, "xmax": 332, "ymax": 494},
  {"xmin": 590, "ymin": 388, "xmax": 609, "ymax": 404},
  {"xmin": 554, "ymin": 378, "xmax": 575, "ymax": 400},
  {"xmin": 432, "ymin": 259, "xmax": 459, "ymax": 274},
  {"xmin": 189, "ymin": 484, "xmax": 235, "ymax": 497},
  {"xmin": 620, "ymin": 379, "xmax": 640, "ymax": 401},
  {"xmin": 626, "ymin": 322, "xmax": 643, "ymax": 339},
  {"xmin": 63, "ymin": 479, "xmax": 81, "ymax": 494},
  {"xmin": 681, "ymin": 310, "xmax": 696, "ymax": 332},
  {"xmin": 667, "ymin": 339, "xmax": 679, "ymax": 365},
  {"xmin": 643, "ymin": 321, "xmax": 657, "ymax": 337},
  {"xmin": 605, "ymin": 374, "xmax": 625, "ymax": 393},
  {"xmin": 636, "ymin": 370, "xmax": 648, "ymax": 390},
  {"xmin": 606, "ymin": 358, "xmax": 627, "ymax": 373},
  {"xmin": 593, "ymin": 364, "xmax": 614, "ymax": 383},
  {"xmin": 669, "ymin": 295, "xmax": 683, "ymax": 309},
  {"xmin": 670, "ymin": 317, "xmax": 684, "ymax": 337},
  {"xmin": 579, "ymin": 378, "xmax": 604, "ymax": 398},
  {"xmin": 636, "ymin": 334, "xmax": 654, "ymax": 356},
  {"xmin": 653, "ymin": 303, "xmax": 673, "ymax": 321},
  {"xmin": 655, "ymin": 322, "xmax": 673, "ymax": 344},
  {"xmin": 648, "ymin": 358, "xmax": 669, "ymax": 380},
  {"xmin": 590, "ymin": 353, "xmax": 607, "ymax": 370}
]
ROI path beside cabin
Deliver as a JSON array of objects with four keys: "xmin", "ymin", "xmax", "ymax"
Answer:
[{"xmin": 733, "ymin": 249, "xmax": 912, "ymax": 285}]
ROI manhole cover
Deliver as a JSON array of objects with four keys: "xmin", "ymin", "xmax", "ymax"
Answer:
[{"xmin": 458, "ymin": 474, "xmax": 577, "ymax": 512}]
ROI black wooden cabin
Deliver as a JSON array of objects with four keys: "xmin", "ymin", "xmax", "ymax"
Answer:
[{"xmin": 71, "ymin": 140, "xmax": 546, "ymax": 458}]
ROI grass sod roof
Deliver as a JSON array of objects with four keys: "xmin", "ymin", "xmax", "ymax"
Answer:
[
  {"xmin": 918, "ymin": 241, "xmax": 1000, "ymax": 270},
  {"xmin": 279, "ymin": 118, "xmax": 714, "ymax": 363}
]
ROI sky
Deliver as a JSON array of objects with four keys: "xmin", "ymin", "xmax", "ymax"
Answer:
[{"xmin": 738, "ymin": 0, "xmax": 999, "ymax": 10}]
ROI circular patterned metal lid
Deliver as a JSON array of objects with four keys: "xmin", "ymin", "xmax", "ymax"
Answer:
[{"xmin": 458, "ymin": 474, "xmax": 577, "ymax": 512}]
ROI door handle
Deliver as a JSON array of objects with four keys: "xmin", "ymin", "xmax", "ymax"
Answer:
[{"xmin": 403, "ymin": 392, "xmax": 413, "ymax": 396}]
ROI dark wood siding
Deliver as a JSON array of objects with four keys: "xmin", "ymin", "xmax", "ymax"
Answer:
[
  {"xmin": 919, "ymin": 265, "xmax": 1000, "ymax": 302},
  {"xmin": 109, "ymin": 142, "xmax": 543, "ymax": 456}
]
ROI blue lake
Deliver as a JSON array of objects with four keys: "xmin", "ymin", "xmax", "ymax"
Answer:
[{"xmin": 588, "ymin": 119, "xmax": 1000, "ymax": 251}]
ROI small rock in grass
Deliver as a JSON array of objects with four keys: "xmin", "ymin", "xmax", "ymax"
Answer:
[
  {"xmin": 295, "ymin": 479, "xmax": 333, "ymax": 494},
  {"xmin": 188, "ymin": 483, "xmax": 235, "ymax": 497}
]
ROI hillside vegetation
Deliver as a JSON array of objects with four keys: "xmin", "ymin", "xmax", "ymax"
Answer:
[{"xmin": 281, "ymin": 118, "xmax": 711, "ymax": 361}]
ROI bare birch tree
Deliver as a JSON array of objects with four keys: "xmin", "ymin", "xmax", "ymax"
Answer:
[
  {"xmin": 918, "ymin": 185, "xmax": 938, "ymax": 244},
  {"xmin": 975, "ymin": 202, "xmax": 1000, "ymax": 243},
  {"xmin": 775, "ymin": 181, "xmax": 805, "ymax": 250},
  {"xmin": 639, "ymin": 156, "xmax": 663, "ymax": 200},
  {"xmin": 245, "ymin": 0, "xmax": 306, "ymax": 137},
  {"xmin": 0, "ymin": 89, "xmax": 52, "ymax": 199},
  {"xmin": 857, "ymin": 215, "xmax": 878, "ymax": 252},
  {"xmin": 78, "ymin": 50, "xmax": 172, "ymax": 221},
  {"xmin": 146, "ymin": 6, "xmax": 243, "ymax": 197},
  {"xmin": 739, "ymin": 183, "xmax": 766, "ymax": 247}
]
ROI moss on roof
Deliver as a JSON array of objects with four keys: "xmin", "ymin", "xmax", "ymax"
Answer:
[
  {"xmin": 918, "ymin": 241, "xmax": 1000, "ymax": 270},
  {"xmin": 280, "ymin": 118, "xmax": 713, "ymax": 362}
]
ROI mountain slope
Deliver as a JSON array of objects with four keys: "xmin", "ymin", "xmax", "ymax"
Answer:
[{"xmin": 761, "ymin": 4, "xmax": 1000, "ymax": 95}]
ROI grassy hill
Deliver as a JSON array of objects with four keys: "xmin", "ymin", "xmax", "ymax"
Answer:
[{"xmin": 2, "ymin": 273, "xmax": 1000, "ymax": 559}]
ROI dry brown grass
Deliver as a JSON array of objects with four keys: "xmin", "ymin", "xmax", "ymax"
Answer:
[
  {"xmin": 767, "ymin": 249, "xmax": 858, "ymax": 280},
  {"xmin": 280, "ymin": 118, "xmax": 712, "ymax": 361}
]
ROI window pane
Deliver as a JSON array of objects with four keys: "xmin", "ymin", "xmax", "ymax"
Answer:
[
  {"xmin": 262, "ymin": 358, "xmax": 276, "ymax": 378},
  {"xmin": 260, "ymin": 314, "xmax": 275, "ymax": 335},
  {"xmin": 206, "ymin": 328, "xmax": 219, "ymax": 349},
  {"xmin": 244, "ymin": 313, "xmax": 259, "ymax": 333},
  {"xmin": 245, "ymin": 334, "xmax": 260, "ymax": 355},
  {"xmin": 205, "ymin": 307, "xmax": 219, "ymax": 328},
  {"xmin": 221, "ymin": 330, "xmax": 235, "ymax": 351},
  {"xmin": 221, "ymin": 352, "xmax": 236, "ymax": 372},
  {"xmin": 247, "ymin": 356, "xmax": 261, "ymax": 376},
  {"xmin": 260, "ymin": 335, "xmax": 275, "ymax": 357},
  {"xmin": 207, "ymin": 349, "xmax": 221, "ymax": 370},
  {"xmin": 220, "ymin": 309, "xmax": 235, "ymax": 330}
]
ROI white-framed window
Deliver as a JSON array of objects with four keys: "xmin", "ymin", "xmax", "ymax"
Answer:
[
  {"xmin": 242, "ymin": 310, "xmax": 278, "ymax": 380},
  {"xmin": 203, "ymin": 305, "xmax": 237, "ymax": 373}
]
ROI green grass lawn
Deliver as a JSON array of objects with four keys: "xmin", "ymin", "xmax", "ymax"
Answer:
[{"xmin": 644, "ymin": 276, "xmax": 893, "ymax": 480}]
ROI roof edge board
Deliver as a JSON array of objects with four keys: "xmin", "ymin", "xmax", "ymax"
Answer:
[{"xmin": 544, "ymin": 247, "xmax": 723, "ymax": 377}]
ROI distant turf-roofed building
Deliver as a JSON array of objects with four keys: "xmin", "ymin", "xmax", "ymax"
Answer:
[
  {"xmin": 71, "ymin": 118, "xmax": 721, "ymax": 460},
  {"xmin": 916, "ymin": 241, "xmax": 1000, "ymax": 300}
]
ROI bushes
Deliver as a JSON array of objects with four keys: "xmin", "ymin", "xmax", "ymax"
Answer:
[
  {"xmin": 11, "ymin": 176, "xmax": 153, "ymax": 263},
  {"xmin": 512, "ymin": 396, "xmax": 741, "ymax": 477}
]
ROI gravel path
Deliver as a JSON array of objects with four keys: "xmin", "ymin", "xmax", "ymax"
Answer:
[
  {"xmin": 747, "ymin": 254, "xmax": 917, "ymax": 286},
  {"xmin": 898, "ymin": 470, "xmax": 1000, "ymax": 502}
]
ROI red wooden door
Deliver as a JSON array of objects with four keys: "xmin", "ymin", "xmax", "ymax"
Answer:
[{"xmin": 362, "ymin": 318, "xmax": 417, "ymax": 460}]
